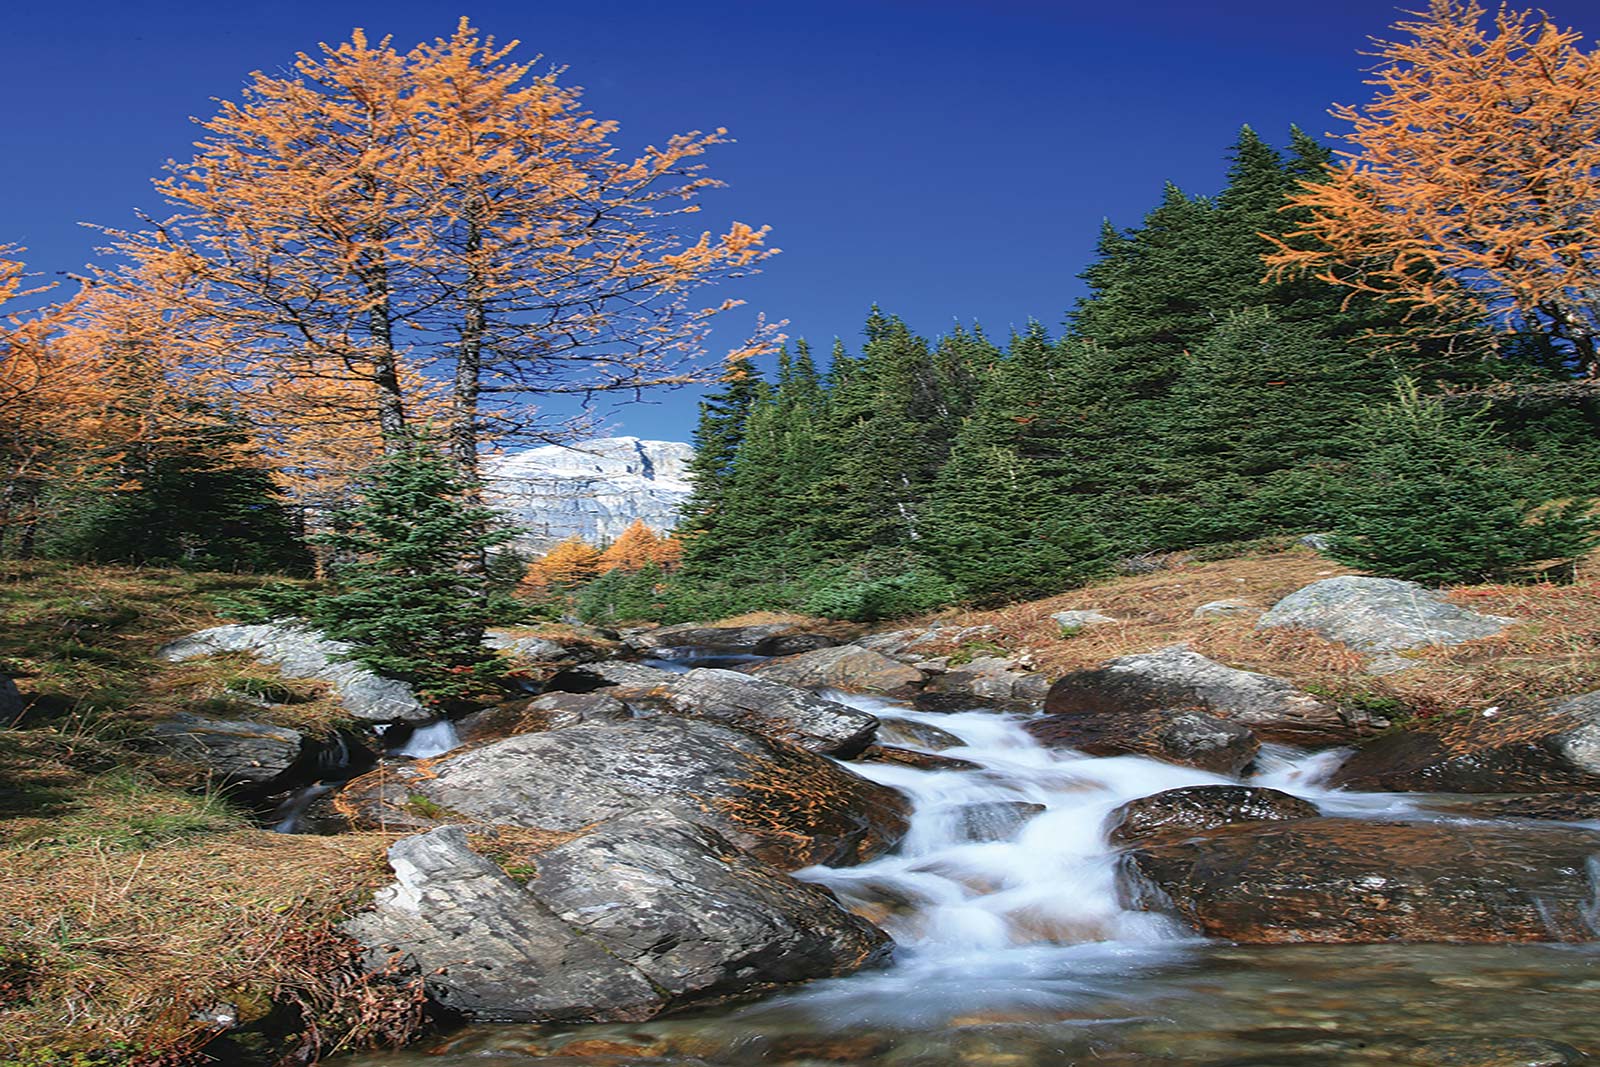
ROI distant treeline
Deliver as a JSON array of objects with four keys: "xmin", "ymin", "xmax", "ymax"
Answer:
[{"xmin": 567, "ymin": 128, "xmax": 1600, "ymax": 623}]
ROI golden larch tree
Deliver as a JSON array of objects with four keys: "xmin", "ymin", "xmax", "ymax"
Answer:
[
  {"xmin": 597, "ymin": 518, "xmax": 670, "ymax": 573},
  {"xmin": 1266, "ymin": 1, "xmax": 1600, "ymax": 364},
  {"xmin": 524, "ymin": 534, "xmax": 603, "ymax": 589}
]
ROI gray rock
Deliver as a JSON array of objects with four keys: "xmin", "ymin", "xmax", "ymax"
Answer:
[
  {"xmin": 343, "ymin": 826, "xmax": 663, "ymax": 1023},
  {"xmin": 1297, "ymin": 533, "xmax": 1333, "ymax": 552},
  {"xmin": 623, "ymin": 622, "xmax": 826, "ymax": 657},
  {"xmin": 875, "ymin": 718, "xmax": 965, "ymax": 750},
  {"xmin": 1192, "ymin": 599, "xmax": 1255, "ymax": 619},
  {"xmin": 546, "ymin": 660, "xmax": 680, "ymax": 698},
  {"xmin": 1107, "ymin": 785, "xmax": 1320, "ymax": 846},
  {"xmin": 0, "ymin": 674, "xmax": 22, "ymax": 722},
  {"xmin": 346, "ymin": 813, "xmax": 888, "ymax": 1026},
  {"xmin": 483, "ymin": 631, "xmax": 576, "ymax": 663},
  {"xmin": 526, "ymin": 808, "xmax": 889, "ymax": 1000},
  {"xmin": 750, "ymin": 645, "xmax": 925, "ymax": 695},
  {"xmin": 340, "ymin": 716, "xmax": 909, "ymax": 869},
  {"xmin": 657, "ymin": 668, "xmax": 879, "ymax": 756},
  {"xmin": 1043, "ymin": 645, "xmax": 1383, "ymax": 746},
  {"xmin": 1330, "ymin": 690, "xmax": 1600, "ymax": 793},
  {"xmin": 1050, "ymin": 610, "xmax": 1117, "ymax": 630},
  {"xmin": 484, "ymin": 436, "xmax": 693, "ymax": 554},
  {"xmin": 455, "ymin": 691, "xmax": 631, "ymax": 745},
  {"xmin": 1256, "ymin": 575, "xmax": 1514, "ymax": 652},
  {"xmin": 929, "ymin": 656, "xmax": 1048, "ymax": 706},
  {"xmin": 158, "ymin": 623, "xmax": 428, "ymax": 723},
  {"xmin": 145, "ymin": 713, "xmax": 304, "ymax": 787},
  {"xmin": 1026, "ymin": 707, "xmax": 1260, "ymax": 776}
]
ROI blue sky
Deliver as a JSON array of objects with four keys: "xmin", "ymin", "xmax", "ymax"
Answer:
[{"xmin": 5, "ymin": 0, "xmax": 1590, "ymax": 443}]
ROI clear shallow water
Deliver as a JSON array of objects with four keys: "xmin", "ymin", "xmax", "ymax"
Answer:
[{"xmin": 338, "ymin": 693, "xmax": 1600, "ymax": 1066}]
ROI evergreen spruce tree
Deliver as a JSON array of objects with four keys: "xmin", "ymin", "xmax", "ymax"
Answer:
[
  {"xmin": 270, "ymin": 440, "xmax": 517, "ymax": 706},
  {"xmin": 678, "ymin": 354, "xmax": 765, "ymax": 572},
  {"xmin": 1330, "ymin": 381, "xmax": 1598, "ymax": 584}
]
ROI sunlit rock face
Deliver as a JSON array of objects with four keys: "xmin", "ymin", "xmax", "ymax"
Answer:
[{"xmin": 485, "ymin": 436, "xmax": 694, "ymax": 551}]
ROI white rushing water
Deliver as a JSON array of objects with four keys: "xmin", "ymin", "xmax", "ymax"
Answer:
[
  {"xmin": 757, "ymin": 692, "xmax": 1426, "ymax": 1028},
  {"xmin": 391, "ymin": 717, "xmax": 462, "ymax": 759}
]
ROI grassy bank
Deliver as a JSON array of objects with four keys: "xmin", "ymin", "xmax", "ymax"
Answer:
[{"xmin": 0, "ymin": 562, "xmax": 415, "ymax": 1066}]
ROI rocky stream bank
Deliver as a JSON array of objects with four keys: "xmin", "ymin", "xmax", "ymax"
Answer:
[{"xmin": 18, "ymin": 569, "xmax": 1600, "ymax": 1065}]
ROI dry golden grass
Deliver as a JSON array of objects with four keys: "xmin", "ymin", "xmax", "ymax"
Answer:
[
  {"xmin": 708, "ymin": 611, "xmax": 862, "ymax": 641},
  {"xmin": 0, "ymin": 827, "xmax": 411, "ymax": 1063},
  {"xmin": 910, "ymin": 544, "xmax": 1600, "ymax": 722}
]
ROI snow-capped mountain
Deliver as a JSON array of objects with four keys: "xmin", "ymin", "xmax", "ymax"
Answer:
[{"xmin": 484, "ymin": 436, "xmax": 695, "ymax": 551}]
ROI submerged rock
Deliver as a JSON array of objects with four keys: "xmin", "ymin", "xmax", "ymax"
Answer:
[
  {"xmin": 1414, "ymin": 792, "xmax": 1600, "ymax": 823},
  {"xmin": 1119, "ymin": 817, "xmax": 1600, "ymax": 943},
  {"xmin": 1256, "ymin": 575, "xmax": 1514, "ymax": 652},
  {"xmin": 750, "ymin": 644, "xmax": 925, "ymax": 695},
  {"xmin": 1043, "ymin": 645, "xmax": 1380, "ymax": 746},
  {"xmin": 1330, "ymin": 692, "xmax": 1600, "ymax": 793},
  {"xmin": 656, "ymin": 668, "xmax": 879, "ymax": 757},
  {"xmin": 1106, "ymin": 785, "xmax": 1320, "ymax": 846},
  {"xmin": 158, "ymin": 623, "xmax": 428, "ymax": 723},
  {"xmin": 339, "ymin": 716, "xmax": 909, "ymax": 869},
  {"xmin": 1026, "ymin": 707, "xmax": 1259, "ymax": 776}
]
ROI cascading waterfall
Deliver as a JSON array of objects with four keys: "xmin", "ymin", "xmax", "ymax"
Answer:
[{"xmin": 390, "ymin": 717, "xmax": 461, "ymax": 759}]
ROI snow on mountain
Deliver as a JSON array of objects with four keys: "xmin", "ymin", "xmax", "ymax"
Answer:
[{"xmin": 484, "ymin": 436, "xmax": 695, "ymax": 552}]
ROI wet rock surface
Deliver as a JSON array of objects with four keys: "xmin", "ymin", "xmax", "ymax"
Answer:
[
  {"xmin": 749, "ymin": 644, "xmax": 925, "ymax": 694},
  {"xmin": 1043, "ymin": 645, "xmax": 1381, "ymax": 745},
  {"xmin": 1414, "ymin": 792, "xmax": 1600, "ymax": 823},
  {"xmin": 157, "ymin": 623, "xmax": 429, "ymax": 722},
  {"xmin": 655, "ymin": 668, "xmax": 879, "ymax": 756},
  {"xmin": 1330, "ymin": 693, "xmax": 1600, "ymax": 793},
  {"xmin": 1107, "ymin": 785, "xmax": 1320, "ymax": 846},
  {"xmin": 1026, "ymin": 707, "xmax": 1260, "ymax": 775},
  {"xmin": 927, "ymin": 655, "xmax": 1050, "ymax": 705},
  {"xmin": 1256, "ymin": 575, "xmax": 1515, "ymax": 652},
  {"xmin": 1119, "ymin": 817, "xmax": 1600, "ymax": 943},
  {"xmin": 339, "ymin": 716, "xmax": 910, "ymax": 869}
]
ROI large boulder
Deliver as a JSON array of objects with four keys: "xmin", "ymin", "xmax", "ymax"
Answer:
[
  {"xmin": 1256, "ymin": 576, "xmax": 1514, "ymax": 652},
  {"xmin": 545, "ymin": 660, "xmax": 680, "ymax": 699},
  {"xmin": 1025, "ymin": 708, "xmax": 1258, "ymax": 776},
  {"xmin": 455, "ymin": 692, "xmax": 631, "ymax": 745},
  {"xmin": 346, "ymin": 817, "xmax": 887, "ymax": 1024},
  {"xmin": 1042, "ymin": 645, "xmax": 1381, "ymax": 746},
  {"xmin": 1106, "ymin": 785, "xmax": 1320, "ymax": 846},
  {"xmin": 144, "ymin": 713, "xmax": 306, "ymax": 788},
  {"xmin": 158, "ymin": 623, "xmax": 428, "ymax": 723},
  {"xmin": 1329, "ymin": 693, "xmax": 1600, "ymax": 793},
  {"xmin": 1119, "ymin": 817, "xmax": 1600, "ymax": 943},
  {"xmin": 622, "ymin": 622, "xmax": 834, "ymax": 657},
  {"xmin": 483, "ymin": 631, "xmax": 578, "ymax": 664},
  {"xmin": 338, "ymin": 716, "xmax": 909, "ymax": 869},
  {"xmin": 750, "ymin": 645, "xmax": 925, "ymax": 695},
  {"xmin": 654, "ymin": 668, "xmax": 879, "ymax": 757}
]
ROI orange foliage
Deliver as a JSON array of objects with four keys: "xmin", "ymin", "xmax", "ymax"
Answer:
[
  {"xmin": 1266, "ymin": 1, "xmax": 1600, "ymax": 359},
  {"xmin": 596, "ymin": 519, "xmax": 681, "ymax": 574},
  {"xmin": 524, "ymin": 535, "xmax": 603, "ymax": 589},
  {"xmin": 96, "ymin": 19, "xmax": 779, "ymax": 480}
]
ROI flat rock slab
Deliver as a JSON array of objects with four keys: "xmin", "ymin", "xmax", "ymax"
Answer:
[
  {"xmin": 623, "ymin": 622, "xmax": 834, "ymax": 657},
  {"xmin": 1050, "ymin": 610, "xmax": 1118, "ymax": 629},
  {"xmin": 1256, "ymin": 576, "xmax": 1514, "ymax": 653},
  {"xmin": 1330, "ymin": 692, "xmax": 1600, "ymax": 793},
  {"xmin": 1119, "ymin": 817, "xmax": 1600, "ymax": 943},
  {"xmin": 340, "ymin": 715, "xmax": 909, "ymax": 869},
  {"xmin": 158, "ymin": 623, "xmax": 428, "ymax": 723},
  {"xmin": 1043, "ymin": 645, "xmax": 1381, "ymax": 746},
  {"xmin": 750, "ymin": 644, "xmax": 925, "ymax": 695},
  {"xmin": 144, "ymin": 713, "xmax": 305, "ymax": 788},
  {"xmin": 1107, "ymin": 785, "xmax": 1320, "ymax": 846},
  {"xmin": 658, "ymin": 668, "xmax": 879, "ymax": 757},
  {"xmin": 1026, "ymin": 707, "xmax": 1259, "ymax": 776}
]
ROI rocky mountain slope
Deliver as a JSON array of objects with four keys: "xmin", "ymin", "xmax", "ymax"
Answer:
[{"xmin": 483, "ymin": 436, "xmax": 693, "ymax": 551}]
